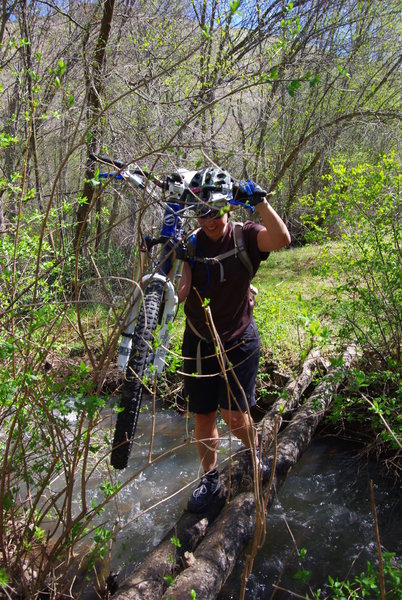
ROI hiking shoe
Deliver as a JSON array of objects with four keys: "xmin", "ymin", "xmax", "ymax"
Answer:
[
  {"xmin": 187, "ymin": 469, "xmax": 221, "ymax": 513},
  {"xmin": 254, "ymin": 449, "xmax": 271, "ymax": 483}
]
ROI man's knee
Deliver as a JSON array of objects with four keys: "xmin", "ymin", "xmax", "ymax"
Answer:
[
  {"xmin": 195, "ymin": 410, "xmax": 218, "ymax": 437},
  {"xmin": 221, "ymin": 408, "xmax": 249, "ymax": 430}
]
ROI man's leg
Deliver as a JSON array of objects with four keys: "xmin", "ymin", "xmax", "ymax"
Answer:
[
  {"xmin": 221, "ymin": 407, "xmax": 270, "ymax": 482},
  {"xmin": 194, "ymin": 410, "xmax": 219, "ymax": 473},
  {"xmin": 188, "ymin": 410, "xmax": 221, "ymax": 512},
  {"xmin": 220, "ymin": 407, "xmax": 257, "ymax": 449}
]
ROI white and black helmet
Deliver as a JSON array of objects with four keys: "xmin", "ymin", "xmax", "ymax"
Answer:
[{"xmin": 190, "ymin": 167, "xmax": 233, "ymax": 216}]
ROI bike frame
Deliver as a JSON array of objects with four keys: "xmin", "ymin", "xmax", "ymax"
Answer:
[{"xmin": 98, "ymin": 161, "xmax": 196, "ymax": 377}]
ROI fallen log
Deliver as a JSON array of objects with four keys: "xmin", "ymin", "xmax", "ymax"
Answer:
[
  {"xmin": 162, "ymin": 345, "xmax": 356, "ymax": 600},
  {"xmin": 272, "ymin": 345, "xmax": 357, "ymax": 484},
  {"xmin": 258, "ymin": 348, "xmax": 326, "ymax": 443},
  {"xmin": 111, "ymin": 348, "xmax": 332, "ymax": 599},
  {"xmin": 161, "ymin": 491, "xmax": 258, "ymax": 600}
]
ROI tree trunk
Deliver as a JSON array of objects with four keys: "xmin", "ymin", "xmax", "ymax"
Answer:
[
  {"xmin": 112, "ymin": 347, "xmax": 356, "ymax": 599},
  {"xmin": 74, "ymin": 0, "xmax": 116, "ymax": 252}
]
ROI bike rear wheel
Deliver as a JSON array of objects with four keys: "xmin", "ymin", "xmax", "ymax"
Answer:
[{"xmin": 111, "ymin": 280, "xmax": 165, "ymax": 469}]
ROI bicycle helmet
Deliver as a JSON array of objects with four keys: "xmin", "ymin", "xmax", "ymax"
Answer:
[{"xmin": 190, "ymin": 167, "xmax": 233, "ymax": 217}]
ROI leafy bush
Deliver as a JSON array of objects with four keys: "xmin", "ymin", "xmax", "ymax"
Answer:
[
  {"xmin": 325, "ymin": 552, "xmax": 401, "ymax": 599},
  {"xmin": 301, "ymin": 154, "xmax": 401, "ymax": 367},
  {"xmin": 0, "ymin": 179, "xmax": 119, "ymax": 598},
  {"xmin": 300, "ymin": 154, "xmax": 401, "ymax": 452}
]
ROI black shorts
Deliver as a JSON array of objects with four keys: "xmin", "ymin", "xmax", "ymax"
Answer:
[{"xmin": 182, "ymin": 319, "xmax": 260, "ymax": 414}]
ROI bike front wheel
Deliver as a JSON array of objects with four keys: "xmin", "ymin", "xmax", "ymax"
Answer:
[{"xmin": 111, "ymin": 280, "xmax": 165, "ymax": 469}]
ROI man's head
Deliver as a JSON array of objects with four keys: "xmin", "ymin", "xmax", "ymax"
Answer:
[{"xmin": 198, "ymin": 210, "xmax": 228, "ymax": 241}]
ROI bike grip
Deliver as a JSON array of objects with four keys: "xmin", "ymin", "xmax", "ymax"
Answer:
[
  {"xmin": 99, "ymin": 173, "xmax": 123, "ymax": 179},
  {"xmin": 90, "ymin": 153, "xmax": 126, "ymax": 169}
]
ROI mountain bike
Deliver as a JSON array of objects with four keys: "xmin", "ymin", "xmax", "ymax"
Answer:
[{"xmin": 90, "ymin": 154, "xmax": 260, "ymax": 469}]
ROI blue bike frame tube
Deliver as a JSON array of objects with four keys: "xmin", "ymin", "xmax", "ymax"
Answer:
[
  {"xmin": 157, "ymin": 202, "xmax": 183, "ymax": 275},
  {"xmin": 160, "ymin": 202, "xmax": 181, "ymax": 237}
]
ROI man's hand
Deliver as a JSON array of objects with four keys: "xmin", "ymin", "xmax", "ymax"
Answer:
[{"xmin": 232, "ymin": 180, "xmax": 267, "ymax": 207}]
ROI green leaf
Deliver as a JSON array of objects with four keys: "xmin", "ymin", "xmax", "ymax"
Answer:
[
  {"xmin": 0, "ymin": 132, "xmax": 19, "ymax": 148},
  {"xmin": 201, "ymin": 25, "xmax": 212, "ymax": 41},
  {"xmin": 170, "ymin": 535, "xmax": 181, "ymax": 548},
  {"xmin": 0, "ymin": 567, "xmax": 9, "ymax": 586},
  {"xmin": 229, "ymin": 0, "xmax": 241, "ymax": 15},
  {"xmin": 337, "ymin": 64, "xmax": 350, "ymax": 78},
  {"xmin": 287, "ymin": 79, "xmax": 301, "ymax": 97},
  {"xmin": 270, "ymin": 67, "xmax": 279, "ymax": 79},
  {"xmin": 3, "ymin": 490, "xmax": 13, "ymax": 511},
  {"xmin": 57, "ymin": 58, "xmax": 67, "ymax": 75},
  {"xmin": 164, "ymin": 574, "xmax": 174, "ymax": 586},
  {"xmin": 309, "ymin": 73, "xmax": 321, "ymax": 88},
  {"xmin": 34, "ymin": 526, "xmax": 46, "ymax": 541}
]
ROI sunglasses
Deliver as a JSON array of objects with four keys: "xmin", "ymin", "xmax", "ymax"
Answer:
[{"xmin": 198, "ymin": 208, "xmax": 223, "ymax": 219}]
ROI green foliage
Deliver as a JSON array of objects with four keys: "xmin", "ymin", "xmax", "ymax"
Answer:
[
  {"xmin": 328, "ymin": 367, "xmax": 401, "ymax": 449},
  {"xmin": 164, "ymin": 574, "xmax": 175, "ymax": 586},
  {"xmin": 301, "ymin": 154, "xmax": 401, "ymax": 365},
  {"xmin": 170, "ymin": 535, "xmax": 181, "ymax": 548},
  {"xmin": 300, "ymin": 155, "xmax": 401, "ymax": 447},
  {"xmin": 92, "ymin": 525, "xmax": 112, "ymax": 560},
  {"xmin": 293, "ymin": 548, "xmax": 401, "ymax": 599},
  {"xmin": 293, "ymin": 566, "xmax": 311, "ymax": 585},
  {"xmin": 325, "ymin": 552, "xmax": 401, "ymax": 599},
  {"xmin": 0, "ymin": 567, "xmax": 9, "ymax": 587},
  {"xmin": 252, "ymin": 245, "xmax": 332, "ymax": 369},
  {"xmin": 0, "ymin": 158, "xmax": 122, "ymax": 596},
  {"xmin": 0, "ymin": 132, "xmax": 19, "ymax": 147}
]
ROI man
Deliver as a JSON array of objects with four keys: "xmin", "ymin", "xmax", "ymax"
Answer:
[{"xmin": 180, "ymin": 168, "xmax": 291, "ymax": 512}]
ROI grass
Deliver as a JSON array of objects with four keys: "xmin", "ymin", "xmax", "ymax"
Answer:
[{"xmin": 253, "ymin": 244, "xmax": 334, "ymax": 372}]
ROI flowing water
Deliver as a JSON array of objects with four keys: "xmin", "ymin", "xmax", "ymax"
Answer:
[
  {"xmin": 219, "ymin": 439, "xmax": 401, "ymax": 598},
  {"xmin": 98, "ymin": 402, "xmax": 401, "ymax": 598}
]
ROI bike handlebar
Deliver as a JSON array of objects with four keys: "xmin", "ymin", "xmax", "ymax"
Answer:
[
  {"xmin": 90, "ymin": 153, "xmax": 166, "ymax": 189},
  {"xmin": 90, "ymin": 153, "xmax": 264, "ymax": 213}
]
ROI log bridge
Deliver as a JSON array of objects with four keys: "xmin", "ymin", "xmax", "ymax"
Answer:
[{"xmin": 104, "ymin": 345, "xmax": 356, "ymax": 600}]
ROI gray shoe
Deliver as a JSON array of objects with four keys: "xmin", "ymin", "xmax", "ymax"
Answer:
[
  {"xmin": 187, "ymin": 470, "xmax": 221, "ymax": 513},
  {"xmin": 254, "ymin": 448, "xmax": 271, "ymax": 483}
]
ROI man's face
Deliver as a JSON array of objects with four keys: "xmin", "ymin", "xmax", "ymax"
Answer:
[{"xmin": 198, "ymin": 212, "xmax": 228, "ymax": 241}]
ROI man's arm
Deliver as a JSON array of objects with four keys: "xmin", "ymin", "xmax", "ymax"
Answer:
[
  {"xmin": 178, "ymin": 261, "xmax": 192, "ymax": 302},
  {"xmin": 255, "ymin": 200, "xmax": 291, "ymax": 252}
]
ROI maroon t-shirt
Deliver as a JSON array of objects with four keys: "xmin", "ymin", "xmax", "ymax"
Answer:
[{"xmin": 184, "ymin": 221, "xmax": 269, "ymax": 341}]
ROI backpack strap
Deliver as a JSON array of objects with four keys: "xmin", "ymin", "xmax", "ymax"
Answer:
[
  {"xmin": 186, "ymin": 222, "xmax": 254, "ymax": 282},
  {"xmin": 186, "ymin": 318, "xmax": 208, "ymax": 373},
  {"xmin": 186, "ymin": 228, "xmax": 200, "ymax": 266},
  {"xmin": 232, "ymin": 222, "xmax": 254, "ymax": 278}
]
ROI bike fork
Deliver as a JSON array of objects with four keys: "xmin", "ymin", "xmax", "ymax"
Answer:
[{"xmin": 117, "ymin": 273, "xmax": 178, "ymax": 375}]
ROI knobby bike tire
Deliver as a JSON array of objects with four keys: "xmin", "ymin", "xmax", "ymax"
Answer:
[{"xmin": 111, "ymin": 280, "xmax": 165, "ymax": 469}]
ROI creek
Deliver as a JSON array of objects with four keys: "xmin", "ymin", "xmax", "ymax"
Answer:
[{"xmin": 96, "ymin": 401, "xmax": 401, "ymax": 599}]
